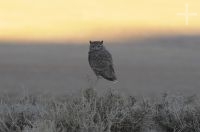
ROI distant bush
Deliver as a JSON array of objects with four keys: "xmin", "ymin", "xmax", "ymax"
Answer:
[{"xmin": 153, "ymin": 94, "xmax": 200, "ymax": 132}]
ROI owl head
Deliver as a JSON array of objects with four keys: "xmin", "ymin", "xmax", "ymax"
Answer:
[{"xmin": 89, "ymin": 41, "xmax": 104, "ymax": 51}]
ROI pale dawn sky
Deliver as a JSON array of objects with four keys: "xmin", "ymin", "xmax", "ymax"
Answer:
[{"xmin": 0, "ymin": 0, "xmax": 200, "ymax": 42}]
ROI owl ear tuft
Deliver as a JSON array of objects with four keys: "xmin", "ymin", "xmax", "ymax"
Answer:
[
  {"xmin": 89, "ymin": 41, "xmax": 92, "ymax": 44},
  {"xmin": 101, "ymin": 41, "xmax": 103, "ymax": 44}
]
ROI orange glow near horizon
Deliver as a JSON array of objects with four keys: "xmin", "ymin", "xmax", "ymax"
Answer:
[{"xmin": 0, "ymin": 0, "xmax": 200, "ymax": 42}]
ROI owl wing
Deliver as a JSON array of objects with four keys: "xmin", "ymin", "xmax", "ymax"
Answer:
[{"xmin": 89, "ymin": 50, "xmax": 116, "ymax": 81}]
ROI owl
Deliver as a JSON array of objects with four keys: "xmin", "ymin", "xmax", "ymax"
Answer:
[{"xmin": 88, "ymin": 41, "xmax": 117, "ymax": 81}]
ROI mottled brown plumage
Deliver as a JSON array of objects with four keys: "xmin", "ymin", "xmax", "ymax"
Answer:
[{"xmin": 88, "ymin": 41, "xmax": 117, "ymax": 81}]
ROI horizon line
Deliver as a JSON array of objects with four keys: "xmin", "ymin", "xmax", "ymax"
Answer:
[{"xmin": 0, "ymin": 32, "xmax": 199, "ymax": 45}]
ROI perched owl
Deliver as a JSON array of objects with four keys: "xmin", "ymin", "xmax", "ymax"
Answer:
[{"xmin": 88, "ymin": 41, "xmax": 117, "ymax": 81}]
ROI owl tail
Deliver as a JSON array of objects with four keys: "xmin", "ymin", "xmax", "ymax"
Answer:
[{"xmin": 104, "ymin": 74, "xmax": 117, "ymax": 81}]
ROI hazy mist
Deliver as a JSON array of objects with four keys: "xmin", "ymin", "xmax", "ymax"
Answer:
[{"xmin": 0, "ymin": 35, "xmax": 200, "ymax": 97}]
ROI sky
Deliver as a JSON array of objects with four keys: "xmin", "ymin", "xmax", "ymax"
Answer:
[{"xmin": 0, "ymin": 0, "xmax": 200, "ymax": 42}]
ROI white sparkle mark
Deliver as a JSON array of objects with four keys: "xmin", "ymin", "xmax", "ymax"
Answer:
[{"xmin": 176, "ymin": 3, "xmax": 197, "ymax": 25}]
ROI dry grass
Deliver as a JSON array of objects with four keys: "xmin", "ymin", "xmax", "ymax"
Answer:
[{"xmin": 0, "ymin": 87, "xmax": 199, "ymax": 132}]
